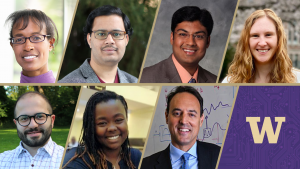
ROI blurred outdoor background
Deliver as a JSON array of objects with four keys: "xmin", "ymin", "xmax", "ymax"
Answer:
[
  {"xmin": 0, "ymin": 0, "xmax": 77, "ymax": 83},
  {"xmin": 0, "ymin": 86, "xmax": 81, "ymax": 152},
  {"xmin": 219, "ymin": 0, "xmax": 300, "ymax": 82},
  {"xmin": 58, "ymin": 0, "xmax": 159, "ymax": 80},
  {"xmin": 67, "ymin": 86, "xmax": 159, "ymax": 153}
]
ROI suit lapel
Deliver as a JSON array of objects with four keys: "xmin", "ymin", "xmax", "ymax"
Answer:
[
  {"xmin": 197, "ymin": 66, "xmax": 208, "ymax": 83},
  {"xmin": 197, "ymin": 140, "xmax": 210, "ymax": 169},
  {"xmin": 117, "ymin": 68, "xmax": 129, "ymax": 83},
  {"xmin": 79, "ymin": 59, "xmax": 100, "ymax": 83},
  {"xmin": 155, "ymin": 145, "xmax": 173, "ymax": 169},
  {"xmin": 164, "ymin": 55, "xmax": 182, "ymax": 83}
]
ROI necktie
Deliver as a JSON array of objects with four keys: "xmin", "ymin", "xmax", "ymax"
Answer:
[
  {"xmin": 180, "ymin": 153, "xmax": 190, "ymax": 169},
  {"xmin": 188, "ymin": 78, "xmax": 196, "ymax": 83}
]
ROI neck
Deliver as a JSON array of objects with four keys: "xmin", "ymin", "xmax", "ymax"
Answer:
[
  {"xmin": 22, "ymin": 139, "xmax": 49, "ymax": 157},
  {"xmin": 22, "ymin": 65, "xmax": 49, "ymax": 77},
  {"xmin": 104, "ymin": 147, "xmax": 121, "ymax": 168},
  {"xmin": 172, "ymin": 140, "xmax": 195, "ymax": 152},
  {"xmin": 90, "ymin": 58, "xmax": 118, "ymax": 83},
  {"xmin": 254, "ymin": 62, "xmax": 273, "ymax": 83}
]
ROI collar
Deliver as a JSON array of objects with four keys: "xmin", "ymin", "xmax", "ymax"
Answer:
[
  {"xmin": 20, "ymin": 70, "xmax": 55, "ymax": 83},
  {"xmin": 172, "ymin": 54, "xmax": 198, "ymax": 83},
  {"xmin": 16, "ymin": 137, "xmax": 54, "ymax": 158},
  {"xmin": 170, "ymin": 141, "xmax": 197, "ymax": 164}
]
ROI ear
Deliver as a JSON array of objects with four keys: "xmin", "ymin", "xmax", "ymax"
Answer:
[
  {"xmin": 199, "ymin": 114, "xmax": 204, "ymax": 127},
  {"xmin": 170, "ymin": 32, "xmax": 174, "ymax": 46},
  {"xmin": 51, "ymin": 114, "xmax": 55, "ymax": 128},
  {"xmin": 206, "ymin": 36, "xmax": 210, "ymax": 48},
  {"xmin": 49, "ymin": 38, "xmax": 56, "ymax": 51},
  {"xmin": 87, "ymin": 33, "xmax": 92, "ymax": 48},
  {"xmin": 125, "ymin": 34, "xmax": 129, "ymax": 46},
  {"xmin": 13, "ymin": 119, "xmax": 17, "ymax": 125},
  {"xmin": 165, "ymin": 110, "xmax": 169, "ymax": 124},
  {"xmin": 10, "ymin": 42, "xmax": 13, "ymax": 48}
]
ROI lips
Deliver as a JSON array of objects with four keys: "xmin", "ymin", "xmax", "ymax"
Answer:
[
  {"xmin": 178, "ymin": 128, "xmax": 191, "ymax": 134},
  {"xmin": 107, "ymin": 135, "xmax": 120, "ymax": 140},
  {"xmin": 22, "ymin": 54, "xmax": 38, "ymax": 61},
  {"xmin": 25, "ymin": 128, "xmax": 43, "ymax": 138},
  {"xmin": 183, "ymin": 48, "xmax": 197, "ymax": 55},
  {"xmin": 256, "ymin": 49, "xmax": 269, "ymax": 53}
]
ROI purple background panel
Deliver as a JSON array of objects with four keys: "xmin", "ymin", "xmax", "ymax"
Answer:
[{"xmin": 218, "ymin": 86, "xmax": 300, "ymax": 169}]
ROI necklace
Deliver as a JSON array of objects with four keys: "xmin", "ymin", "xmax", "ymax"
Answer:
[{"xmin": 111, "ymin": 153, "xmax": 120, "ymax": 169}]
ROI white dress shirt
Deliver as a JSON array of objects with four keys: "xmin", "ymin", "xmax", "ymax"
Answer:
[{"xmin": 0, "ymin": 137, "xmax": 64, "ymax": 169}]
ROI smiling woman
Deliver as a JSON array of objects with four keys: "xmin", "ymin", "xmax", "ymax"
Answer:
[
  {"xmin": 6, "ymin": 9, "xmax": 58, "ymax": 83},
  {"xmin": 62, "ymin": 91, "xmax": 141, "ymax": 169},
  {"xmin": 223, "ymin": 9, "xmax": 300, "ymax": 83}
]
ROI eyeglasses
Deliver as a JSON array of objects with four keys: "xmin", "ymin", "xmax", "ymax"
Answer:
[
  {"xmin": 14, "ymin": 113, "xmax": 53, "ymax": 127},
  {"xmin": 10, "ymin": 35, "xmax": 50, "ymax": 44},
  {"xmin": 175, "ymin": 31, "xmax": 207, "ymax": 40},
  {"xmin": 91, "ymin": 30, "xmax": 127, "ymax": 40}
]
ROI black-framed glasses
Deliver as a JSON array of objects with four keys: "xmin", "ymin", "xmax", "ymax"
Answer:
[
  {"xmin": 91, "ymin": 30, "xmax": 127, "ymax": 40},
  {"xmin": 10, "ymin": 35, "xmax": 50, "ymax": 44},
  {"xmin": 175, "ymin": 31, "xmax": 207, "ymax": 40},
  {"xmin": 14, "ymin": 113, "xmax": 53, "ymax": 126}
]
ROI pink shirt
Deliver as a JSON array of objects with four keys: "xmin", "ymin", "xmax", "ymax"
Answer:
[{"xmin": 172, "ymin": 54, "xmax": 198, "ymax": 83}]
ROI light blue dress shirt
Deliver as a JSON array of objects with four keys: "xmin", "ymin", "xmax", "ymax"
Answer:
[{"xmin": 170, "ymin": 142, "xmax": 198, "ymax": 169}]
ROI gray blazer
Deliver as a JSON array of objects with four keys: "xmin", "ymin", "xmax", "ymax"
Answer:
[
  {"xmin": 58, "ymin": 59, "xmax": 138, "ymax": 83},
  {"xmin": 140, "ymin": 55, "xmax": 217, "ymax": 83}
]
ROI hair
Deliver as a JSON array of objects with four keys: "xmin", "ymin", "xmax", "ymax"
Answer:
[
  {"xmin": 6, "ymin": 9, "xmax": 58, "ymax": 45},
  {"xmin": 171, "ymin": 6, "xmax": 214, "ymax": 36},
  {"xmin": 227, "ymin": 9, "xmax": 295, "ymax": 83},
  {"xmin": 14, "ymin": 91, "xmax": 53, "ymax": 118},
  {"xmin": 166, "ymin": 86, "xmax": 203, "ymax": 116},
  {"xmin": 63, "ymin": 90, "xmax": 135, "ymax": 169},
  {"xmin": 83, "ymin": 5, "xmax": 133, "ymax": 46}
]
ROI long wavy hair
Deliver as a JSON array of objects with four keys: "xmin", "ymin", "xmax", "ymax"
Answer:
[
  {"xmin": 63, "ymin": 91, "xmax": 135, "ymax": 169},
  {"xmin": 227, "ymin": 9, "xmax": 295, "ymax": 83}
]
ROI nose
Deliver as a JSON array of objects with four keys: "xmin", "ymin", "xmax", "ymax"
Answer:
[
  {"xmin": 179, "ymin": 112, "xmax": 188, "ymax": 124},
  {"xmin": 27, "ymin": 116, "xmax": 39, "ymax": 128},
  {"xmin": 185, "ymin": 34, "xmax": 196, "ymax": 46},
  {"xmin": 105, "ymin": 34, "xmax": 115, "ymax": 45},
  {"xmin": 24, "ymin": 38, "xmax": 34, "ymax": 51},
  {"xmin": 258, "ymin": 37, "xmax": 267, "ymax": 46},
  {"xmin": 107, "ymin": 122, "xmax": 117, "ymax": 132}
]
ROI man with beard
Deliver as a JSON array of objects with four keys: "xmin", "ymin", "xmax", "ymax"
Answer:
[{"xmin": 0, "ymin": 92, "xmax": 64, "ymax": 169}]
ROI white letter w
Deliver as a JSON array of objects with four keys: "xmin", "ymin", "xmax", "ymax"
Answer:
[{"xmin": 246, "ymin": 117, "xmax": 285, "ymax": 144}]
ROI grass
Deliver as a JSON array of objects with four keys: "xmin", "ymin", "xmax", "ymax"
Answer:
[{"xmin": 0, "ymin": 127, "xmax": 69, "ymax": 153}]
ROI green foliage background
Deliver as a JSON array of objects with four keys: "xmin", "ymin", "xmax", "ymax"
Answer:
[
  {"xmin": 58, "ymin": 0, "xmax": 158, "ymax": 79},
  {"xmin": 0, "ymin": 86, "xmax": 80, "ymax": 128}
]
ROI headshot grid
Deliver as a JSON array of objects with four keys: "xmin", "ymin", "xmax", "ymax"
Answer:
[{"xmin": 1, "ymin": 0, "xmax": 300, "ymax": 169}]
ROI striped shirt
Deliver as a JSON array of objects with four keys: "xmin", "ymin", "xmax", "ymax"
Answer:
[{"xmin": 0, "ymin": 137, "xmax": 64, "ymax": 169}]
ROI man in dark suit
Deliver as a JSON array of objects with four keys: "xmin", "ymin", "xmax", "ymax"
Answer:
[
  {"xmin": 59, "ymin": 5, "xmax": 137, "ymax": 83},
  {"xmin": 141, "ymin": 86, "xmax": 220, "ymax": 169},
  {"xmin": 140, "ymin": 6, "xmax": 216, "ymax": 83}
]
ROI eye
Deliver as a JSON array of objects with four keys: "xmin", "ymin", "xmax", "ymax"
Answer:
[
  {"xmin": 97, "ymin": 121, "xmax": 107, "ymax": 126},
  {"xmin": 178, "ymin": 33, "xmax": 188, "ymax": 37},
  {"xmin": 32, "ymin": 35, "xmax": 42, "ymax": 41},
  {"xmin": 115, "ymin": 118, "xmax": 124, "ymax": 123},
  {"xmin": 35, "ymin": 114, "xmax": 45, "ymax": 119},
  {"xmin": 113, "ymin": 33, "xmax": 121, "ymax": 37},
  {"xmin": 19, "ymin": 116, "xmax": 29, "ymax": 121},
  {"xmin": 189, "ymin": 113, "xmax": 196, "ymax": 117},
  {"xmin": 194, "ymin": 34, "xmax": 205, "ymax": 39},
  {"xmin": 14, "ymin": 37, "xmax": 24, "ymax": 43},
  {"xmin": 97, "ymin": 32, "xmax": 107, "ymax": 37},
  {"xmin": 172, "ymin": 111, "xmax": 180, "ymax": 116}
]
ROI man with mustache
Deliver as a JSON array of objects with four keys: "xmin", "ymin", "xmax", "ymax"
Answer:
[
  {"xmin": 59, "ymin": 5, "xmax": 137, "ymax": 83},
  {"xmin": 0, "ymin": 92, "xmax": 64, "ymax": 169},
  {"xmin": 141, "ymin": 86, "xmax": 220, "ymax": 169},
  {"xmin": 140, "ymin": 6, "xmax": 217, "ymax": 83}
]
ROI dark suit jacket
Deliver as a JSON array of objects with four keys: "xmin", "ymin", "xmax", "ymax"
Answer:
[
  {"xmin": 58, "ymin": 59, "xmax": 138, "ymax": 83},
  {"xmin": 140, "ymin": 55, "xmax": 217, "ymax": 83},
  {"xmin": 141, "ymin": 141, "xmax": 220, "ymax": 169}
]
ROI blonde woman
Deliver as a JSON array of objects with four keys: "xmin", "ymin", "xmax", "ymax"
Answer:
[{"xmin": 223, "ymin": 9, "xmax": 300, "ymax": 83}]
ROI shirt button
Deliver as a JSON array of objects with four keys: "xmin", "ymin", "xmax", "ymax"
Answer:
[{"xmin": 31, "ymin": 164, "xmax": 34, "ymax": 167}]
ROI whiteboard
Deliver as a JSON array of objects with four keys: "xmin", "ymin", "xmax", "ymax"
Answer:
[{"xmin": 143, "ymin": 86, "xmax": 236, "ymax": 157}]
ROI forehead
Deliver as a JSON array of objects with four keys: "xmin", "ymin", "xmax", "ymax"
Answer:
[
  {"xmin": 92, "ymin": 15, "xmax": 125, "ymax": 31},
  {"xmin": 12, "ymin": 17, "xmax": 46, "ymax": 36},
  {"xmin": 169, "ymin": 92, "xmax": 200, "ymax": 110},
  {"xmin": 15, "ymin": 95, "xmax": 49, "ymax": 116},
  {"xmin": 250, "ymin": 16, "xmax": 276, "ymax": 33},
  {"xmin": 95, "ymin": 99, "xmax": 126, "ymax": 117},
  {"xmin": 175, "ymin": 20, "xmax": 207, "ymax": 34}
]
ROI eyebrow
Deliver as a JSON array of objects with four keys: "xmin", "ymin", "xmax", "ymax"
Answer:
[
  {"xmin": 94, "ymin": 29, "xmax": 124, "ymax": 32},
  {"xmin": 176, "ymin": 29, "xmax": 207, "ymax": 35},
  {"xmin": 95, "ymin": 113, "xmax": 126, "ymax": 121},
  {"xmin": 13, "ymin": 32, "xmax": 43, "ymax": 37},
  {"xmin": 171, "ymin": 108, "xmax": 198, "ymax": 114}
]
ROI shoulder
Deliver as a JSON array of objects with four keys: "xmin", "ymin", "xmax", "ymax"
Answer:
[
  {"xmin": 221, "ymin": 76, "xmax": 230, "ymax": 83},
  {"xmin": 140, "ymin": 59, "xmax": 169, "ymax": 83},
  {"xmin": 292, "ymin": 68, "xmax": 300, "ymax": 83},
  {"xmin": 197, "ymin": 141, "xmax": 220, "ymax": 151},
  {"xmin": 0, "ymin": 147, "xmax": 19, "ymax": 167},
  {"xmin": 118, "ymin": 69, "xmax": 138, "ymax": 83},
  {"xmin": 197, "ymin": 141, "xmax": 220, "ymax": 159},
  {"xmin": 129, "ymin": 148, "xmax": 142, "ymax": 167},
  {"xmin": 62, "ymin": 147, "xmax": 91, "ymax": 169},
  {"xmin": 199, "ymin": 66, "xmax": 217, "ymax": 82},
  {"xmin": 58, "ymin": 67, "xmax": 86, "ymax": 83},
  {"xmin": 140, "ymin": 149, "xmax": 165, "ymax": 169}
]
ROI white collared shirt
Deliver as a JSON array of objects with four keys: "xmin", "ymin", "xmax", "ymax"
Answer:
[
  {"xmin": 170, "ymin": 142, "xmax": 198, "ymax": 169},
  {"xmin": 0, "ymin": 137, "xmax": 64, "ymax": 169}
]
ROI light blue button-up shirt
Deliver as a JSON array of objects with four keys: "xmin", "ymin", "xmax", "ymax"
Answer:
[{"xmin": 170, "ymin": 142, "xmax": 198, "ymax": 169}]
